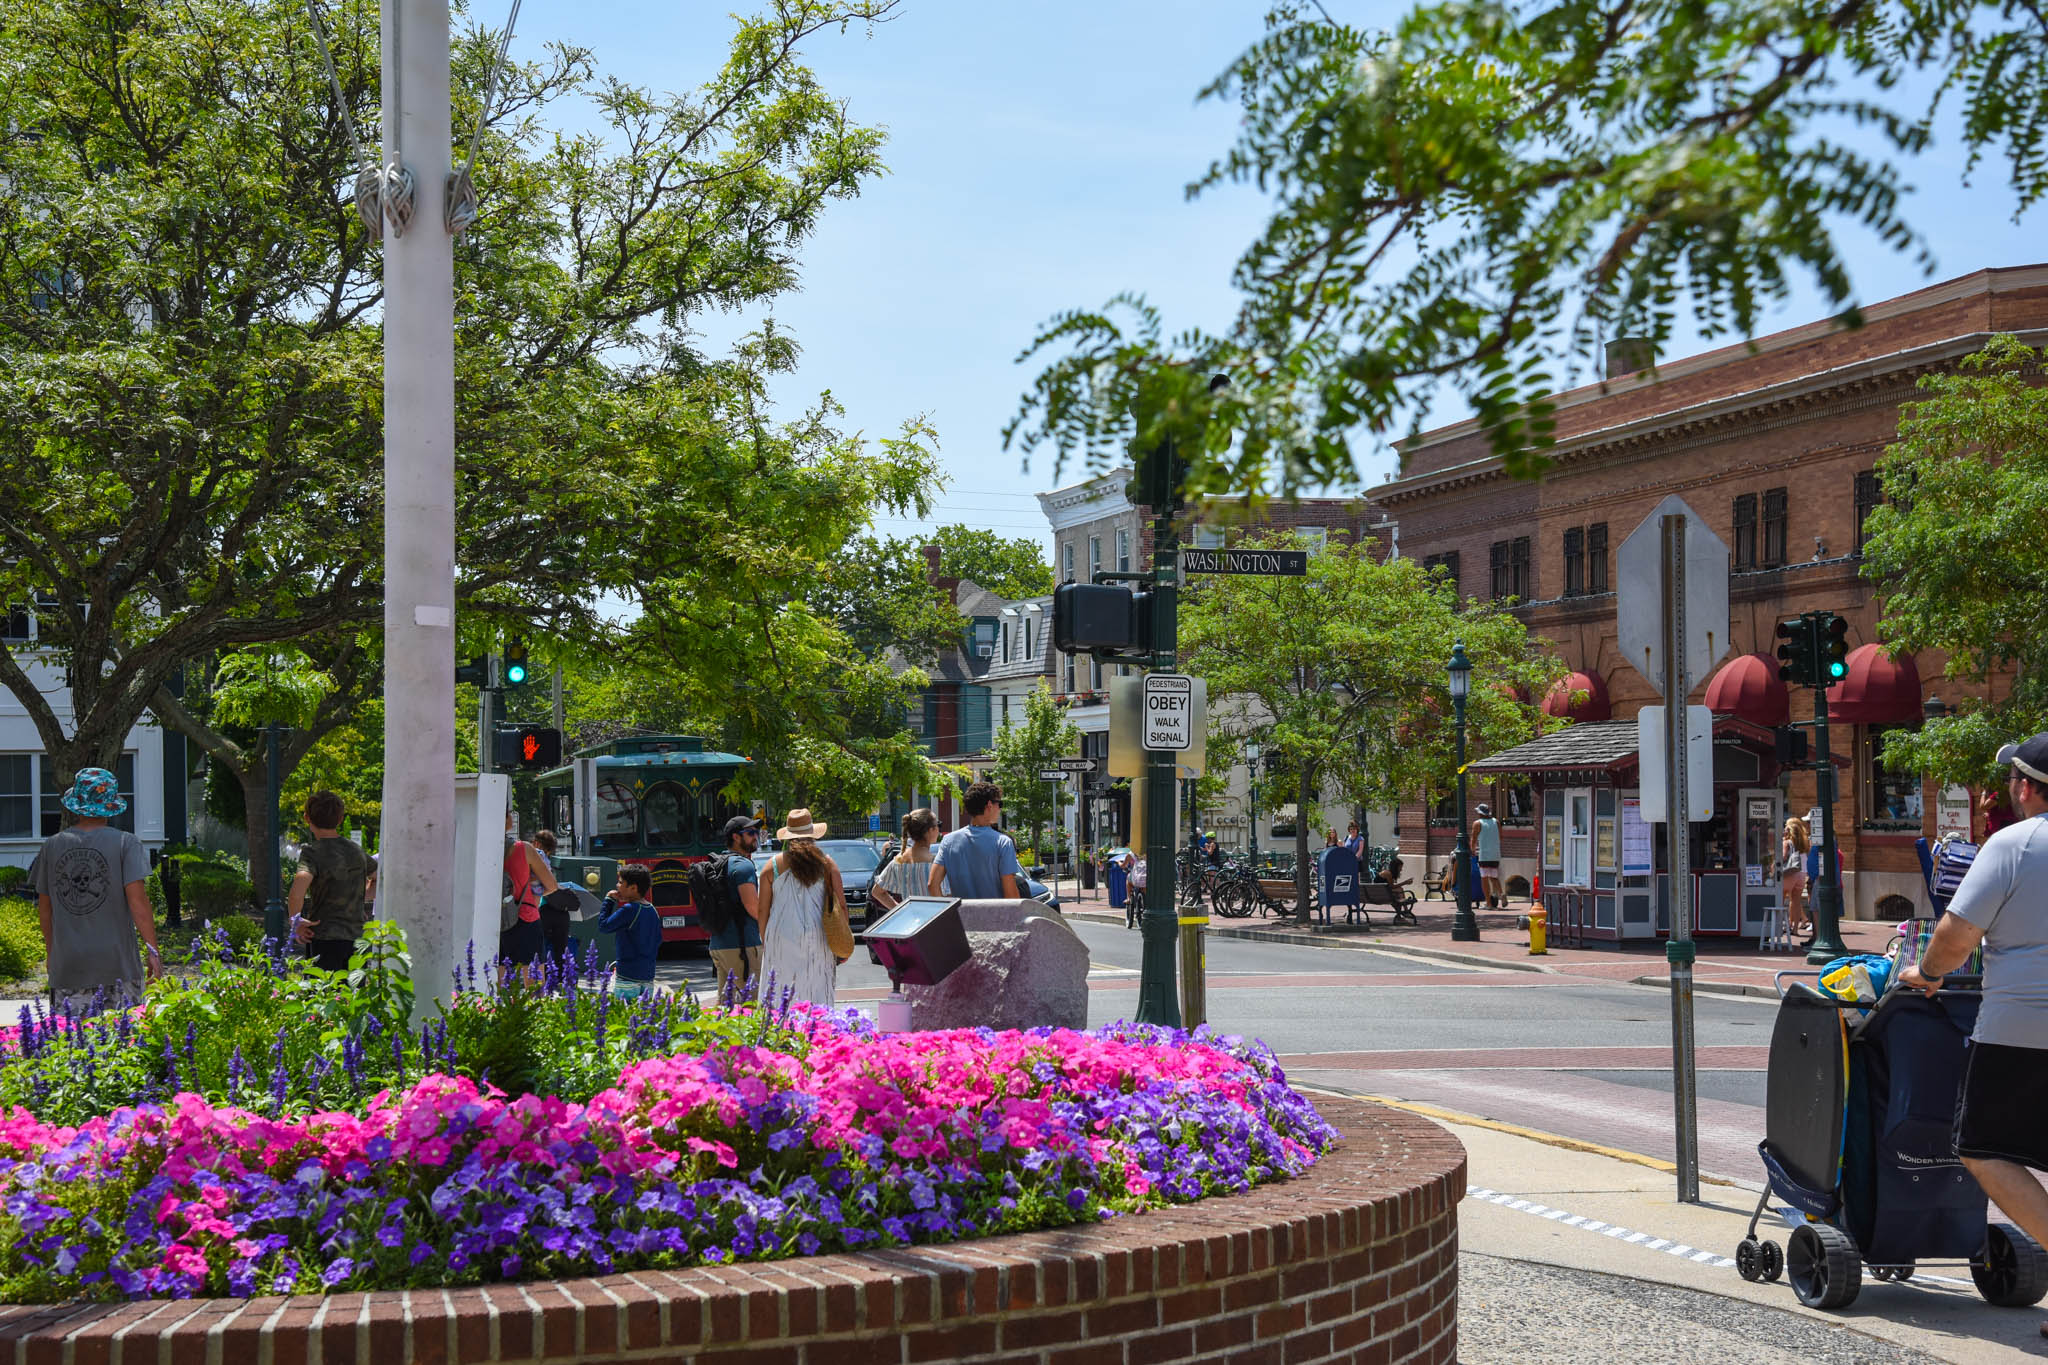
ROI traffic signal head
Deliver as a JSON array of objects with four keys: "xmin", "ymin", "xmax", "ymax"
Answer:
[
  {"xmin": 455, "ymin": 655, "xmax": 489, "ymax": 687},
  {"xmin": 493, "ymin": 724, "xmax": 561, "ymax": 769},
  {"xmin": 1774, "ymin": 617, "xmax": 1812, "ymax": 686},
  {"xmin": 1054, "ymin": 582, "xmax": 1144, "ymax": 654},
  {"xmin": 503, "ymin": 638, "xmax": 531, "ymax": 688},
  {"xmin": 1131, "ymin": 434, "xmax": 1190, "ymax": 513},
  {"xmin": 1820, "ymin": 613, "xmax": 1850, "ymax": 682}
]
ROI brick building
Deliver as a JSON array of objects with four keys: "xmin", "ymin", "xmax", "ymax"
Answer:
[{"xmin": 1378, "ymin": 264, "xmax": 2048, "ymax": 920}]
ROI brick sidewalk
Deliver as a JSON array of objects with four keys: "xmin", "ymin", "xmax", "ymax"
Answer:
[{"xmin": 1058, "ymin": 879, "xmax": 1904, "ymax": 997}]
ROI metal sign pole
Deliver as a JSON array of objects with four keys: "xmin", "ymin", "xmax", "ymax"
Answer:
[
  {"xmin": 1662, "ymin": 514, "xmax": 1701, "ymax": 1204},
  {"xmin": 380, "ymin": 0, "xmax": 459, "ymax": 1014}
]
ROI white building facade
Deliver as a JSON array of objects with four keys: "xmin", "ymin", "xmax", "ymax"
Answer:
[{"xmin": 0, "ymin": 616, "xmax": 176, "ymax": 870}]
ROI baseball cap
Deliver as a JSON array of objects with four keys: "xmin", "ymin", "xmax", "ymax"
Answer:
[
  {"xmin": 721, "ymin": 814, "xmax": 764, "ymax": 839},
  {"xmin": 1997, "ymin": 735, "xmax": 2048, "ymax": 786}
]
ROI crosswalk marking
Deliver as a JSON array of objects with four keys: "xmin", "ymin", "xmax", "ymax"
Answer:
[{"xmin": 1467, "ymin": 1187, "xmax": 1738, "ymax": 1269}]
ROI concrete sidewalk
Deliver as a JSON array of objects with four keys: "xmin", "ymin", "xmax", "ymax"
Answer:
[
  {"xmin": 1060, "ymin": 879, "xmax": 1905, "ymax": 999},
  {"xmin": 1360, "ymin": 1095, "xmax": 2048, "ymax": 1362}
]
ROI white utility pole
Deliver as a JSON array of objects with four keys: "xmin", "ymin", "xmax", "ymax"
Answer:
[{"xmin": 379, "ymin": 0, "xmax": 459, "ymax": 1003}]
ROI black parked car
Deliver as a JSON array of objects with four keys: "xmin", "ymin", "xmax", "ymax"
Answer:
[{"xmin": 753, "ymin": 839, "xmax": 883, "ymax": 924}]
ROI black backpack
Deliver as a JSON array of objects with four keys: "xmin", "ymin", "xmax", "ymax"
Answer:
[{"xmin": 688, "ymin": 853, "xmax": 739, "ymax": 936}]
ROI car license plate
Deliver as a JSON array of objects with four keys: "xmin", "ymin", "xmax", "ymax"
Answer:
[{"xmin": 661, "ymin": 916, "xmax": 689, "ymax": 929}]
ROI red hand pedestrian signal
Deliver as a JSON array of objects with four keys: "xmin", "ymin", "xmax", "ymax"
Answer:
[{"xmin": 493, "ymin": 725, "xmax": 562, "ymax": 769}]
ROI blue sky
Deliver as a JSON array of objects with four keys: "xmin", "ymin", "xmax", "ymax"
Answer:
[{"xmin": 518, "ymin": 2, "xmax": 2043, "ymax": 556}]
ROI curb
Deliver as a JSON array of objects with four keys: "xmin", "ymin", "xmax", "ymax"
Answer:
[
  {"xmin": 1065, "ymin": 907, "xmax": 1556, "ymax": 974},
  {"xmin": 1632, "ymin": 974, "xmax": 1780, "ymax": 1001}
]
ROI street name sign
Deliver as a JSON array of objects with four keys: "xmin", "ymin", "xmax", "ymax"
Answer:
[
  {"xmin": 1179, "ymin": 548, "xmax": 1308, "ymax": 576},
  {"xmin": 1038, "ymin": 769, "xmax": 1066, "ymax": 782},
  {"xmin": 1056, "ymin": 758, "xmax": 1096, "ymax": 772},
  {"xmin": 1618, "ymin": 496, "xmax": 1730, "ymax": 695},
  {"xmin": 1142, "ymin": 675, "xmax": 1196, "ymax": 751}
]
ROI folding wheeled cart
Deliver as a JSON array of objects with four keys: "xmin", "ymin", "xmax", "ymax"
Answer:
[{"xmin": 1735, "ymin": 977, "xmax": 2048, "ymax": 1311}]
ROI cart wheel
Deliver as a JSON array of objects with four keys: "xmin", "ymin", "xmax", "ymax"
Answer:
[
  {"xmin": 1786, "ymin": 1223, "xmax": 1861, "ymax": 1310},
  {"xmin": 1735, "ymin": 1239, "xmax": 1763, "ymax": 1282},
  {"xmin": 1759, "ymin": 1240, "xmax": 1784, "ymax": 1282},
  {"xmin": 1972, "ymin": 1223, "xmax": 2048, "ymax": 1308},
  {"xmin": 1871, "ymin": 1264, "xmax": 1915, "ymax": 1283}
]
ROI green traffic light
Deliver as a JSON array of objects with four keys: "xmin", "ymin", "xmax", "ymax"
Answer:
[
  {"xmin": 504, "ymin": 661, "xmax": 528, "ymax": 685},
  {"xmin": 1828, "ymin": 661, "xmax": 1847, "ymax": 680}
]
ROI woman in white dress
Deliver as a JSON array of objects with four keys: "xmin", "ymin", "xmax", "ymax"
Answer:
[
  {"xmin": 870, "ymin": 808, "xmax": 943, "ymax": 913},
  {"xmin": 755, "ymin": 809, "xmax": 844, "ymax": 1009}
]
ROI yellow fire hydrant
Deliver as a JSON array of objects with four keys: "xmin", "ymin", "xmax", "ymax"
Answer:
[{"xmin": 1528, "ymin": 906, "xmax": 1548, "ymax": 955}]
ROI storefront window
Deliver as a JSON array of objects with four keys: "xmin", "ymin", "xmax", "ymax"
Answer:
[{"xmin": 1860, "ymin": 723, "xmax": 1924, "ymax": 830}]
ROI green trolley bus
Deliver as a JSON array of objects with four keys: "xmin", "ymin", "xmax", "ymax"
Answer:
[{"xmin": 535, "ymin": 735, "xmax": 752, "ymax": 947}]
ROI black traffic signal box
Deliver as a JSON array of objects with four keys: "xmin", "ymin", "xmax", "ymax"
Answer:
[
  {"xmin": 494, "ymin": 725, "xmax": 562, "ymax": 769},
  {"xmin": 1054, "ymin": 582, "xmax": 1152, "ymax": 655},
  {"xmin": 1775, "ymin": 616, "xmax": 1815, "ymax": 686}
]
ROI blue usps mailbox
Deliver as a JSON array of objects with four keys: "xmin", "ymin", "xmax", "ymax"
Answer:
[{"xmin": 1318, "ymin": 846, "xmax": 1360, "ymax": 924}]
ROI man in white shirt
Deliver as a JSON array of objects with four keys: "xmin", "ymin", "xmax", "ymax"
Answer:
[{"xmin": 1902, "ymin": 732, "xmax": 2048, "ymax": 1335}]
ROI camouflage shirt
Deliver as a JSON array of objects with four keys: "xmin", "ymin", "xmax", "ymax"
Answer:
[{"xmin": 298, "ymin": 836, "xmax": 373, "ymax": 942}]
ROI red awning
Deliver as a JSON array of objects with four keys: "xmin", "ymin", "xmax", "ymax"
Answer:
[
  {"xmin": 1704, "ymin": 652, "xmax": 1790, "ymax": 728},
  {"xmin": 1542, "ymin": 670, "xmax": 1612, "ymax": 722},
  {"xmin": 1826, "ymin": 644, "xmax": 1922, "ymax": 725}
]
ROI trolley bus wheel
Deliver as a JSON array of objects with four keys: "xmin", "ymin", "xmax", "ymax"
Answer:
[
  {"xmin": 1758, "ymin": 1240, "xmax": 1783, "ymax": 1282},
  {"xmin": 1972, "ymin": 1223, "xmax": 2048, "ymax": 1308},
  {"xmin": 1735, "ymin": 1239, "xmax": 1763, "ymax": 1282},
  {"xmin": 1787, "ymin": 1223, "xmax": 1861, "ymax": 1310}
]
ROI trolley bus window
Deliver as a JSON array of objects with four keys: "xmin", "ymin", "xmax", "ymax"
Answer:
[
  {"xmin": 591, "ymin": 781, "xmax": 639, "ymax": 852},
  {"xmin": 697, "ymin": 790, "xmax": 749, "ymax": 845},
  {"xmin": 641, "ymin": 782, "xmax": 690, "ymax": 849},
  {"xmin": 543, "ymin": 789, "xmax": 573, "ymax": 846}
]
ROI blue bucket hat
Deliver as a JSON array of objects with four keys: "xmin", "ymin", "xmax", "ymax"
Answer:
[{"xmin": 60, "ymin": 767, "xmax": 127, "ymax": 818}]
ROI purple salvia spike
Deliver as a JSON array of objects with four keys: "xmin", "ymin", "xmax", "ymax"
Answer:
[{"xmin": 227, "ymin": 1045, "xmax": 245, "ymax": 1095}]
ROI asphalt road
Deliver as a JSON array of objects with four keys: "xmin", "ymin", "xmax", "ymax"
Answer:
[{"xmin": 652, "ymin": 917, "xmax": 1781, "ymax": 1183}]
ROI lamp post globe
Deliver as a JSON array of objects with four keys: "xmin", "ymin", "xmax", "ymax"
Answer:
[{"xmin": 1446, "ymin": 642, "xmax": 1480, "ymax": 942}]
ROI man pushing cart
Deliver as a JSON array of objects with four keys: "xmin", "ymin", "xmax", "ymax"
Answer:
[{"xmin": 1737, "ymin": 734, "xmax": 2048, "ymax": 1339}]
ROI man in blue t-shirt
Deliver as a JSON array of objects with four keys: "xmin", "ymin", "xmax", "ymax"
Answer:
[
  {"xmin": 709, "ymin": 815, "xmax": 765, "ymax": 990},
  {"xmin": 931, "ymin": 781, "xmax": 1023, "ymax": 900}
]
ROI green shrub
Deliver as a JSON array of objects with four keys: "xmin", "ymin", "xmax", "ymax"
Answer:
[
  {"xmin": 0, "ymin": 864, "xmax": 26, "ymax": 894},
  {"xmin": 182, "ymin": 863, "xmax": 255, "ymax": 920},
  {"xmin": 0, "ymin": 898, "xmax": 43, "ymax": 981},
  {"xmin": 205, "ymin": 914, "xmax": 264, "ymax": 954}
]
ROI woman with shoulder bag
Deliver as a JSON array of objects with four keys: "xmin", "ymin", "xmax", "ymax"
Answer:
[
  {"xmin": 870, "ymin": 808, "xmax": 944, "ymax": 913},
  {"xmin": 754, "ymin": 809, "xmax": 855, "ymax": 1008}
]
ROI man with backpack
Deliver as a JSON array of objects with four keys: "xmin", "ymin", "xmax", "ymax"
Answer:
[{"xmin": 692, "ymin": 814, "xmax": 764, "ymax": 992}]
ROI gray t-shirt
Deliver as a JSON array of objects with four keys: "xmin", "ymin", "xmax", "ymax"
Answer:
[
  {"xmin": 1945, "ymin": 814, "xmax": 2048, "ymax": 1048},
  {"xmin": 932, "ymin": 825, "xmax": 1022, "ymax": 900},
  {"xmin": 32, "ymin": 824, "xmax": 149, "ymax": 1003}
]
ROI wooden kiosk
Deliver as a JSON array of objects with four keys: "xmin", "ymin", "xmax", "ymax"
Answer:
[{"xmin": 1467, "ymin": 716, "xmax": 1793, "ymax": 946}]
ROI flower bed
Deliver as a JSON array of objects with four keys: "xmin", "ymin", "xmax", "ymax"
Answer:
[{"xmin": 0, "ymin": 928, "xmax": 1337, "ymax": 1303}]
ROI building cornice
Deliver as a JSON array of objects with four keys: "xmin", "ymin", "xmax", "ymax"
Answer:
[{"xmin": 1374, "ymin": 325, "xmax": 2048, "ymax": 507}]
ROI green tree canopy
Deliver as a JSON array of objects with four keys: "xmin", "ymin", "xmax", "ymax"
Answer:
[
  {"xmin": 1009, "ymin": 0, "xmax": 2048, "ymax": 493},
  {"xmin": 1861, "ymin": 334, "xmax": 2048, "ymax": 786},
  {"xmin": 1181, "ymin": 531, "xmax": 1564, "ymax": 910},
  {"xmin": 0, "ymin": 0, "xmax": 898, "ymax": 802},
  {"xmin": 929, "ymin": 525, "xmax": 1055, "ymax": 600},
  {"xmin": 988, "ymin": 684, "xmax": 1084, "ymax": 863}
]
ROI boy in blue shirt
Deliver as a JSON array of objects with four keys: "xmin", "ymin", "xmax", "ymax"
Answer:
[{"xmin": 598, "ymin": 865, "xmax": 661, "ymax": 998}]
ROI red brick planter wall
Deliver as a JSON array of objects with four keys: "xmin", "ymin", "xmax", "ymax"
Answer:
[{"xmin": 0, "ymin": 1096, "xmax": 1464, "ymax": 1365}]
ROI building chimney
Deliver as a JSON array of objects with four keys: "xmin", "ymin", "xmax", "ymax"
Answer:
[
  {"xmin": 919, "ymin": 543, "xmax": 943, "ymax": 579},
  {"xmin": 1605, "ymin": 338, "xmax": 1657, "ymax": 379}
]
